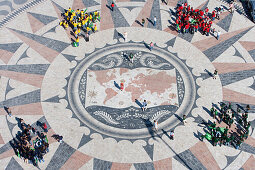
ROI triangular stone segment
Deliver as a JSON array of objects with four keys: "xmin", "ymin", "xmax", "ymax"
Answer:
[
  {"xmin": 18, "ymin": 47, "xmax": 50, "ymax": 65},
  {"xmin": 0, "ymin": 134, "xmax": 4, "ymax": 144},
  {"xmin": 166, "ymin": 37, "xmax": 177, "ymax": 47},
  {"xmin": 72, "ymin": 0, "xmax": 86, "ymax": 10},
  {"xmin": 0, "ymin": 43, "xmax": 22, "ymax": 53},
  {"xmin": 134, "ymin": 162, "xmax": 155, "ymax": 170},
  {"xmin": 79, "ymin": 158, "xmax": 94, "ymax": 169},
  {"xmin": 178, "ymin": 32, "xmax": 194, "ymax": 42},
  {"xmin": 239, "ymin": 41, "xmax": 255, "ymax": 52},
  {"xmin": 43, "ymin": 95, "xmax": 60, "ymax": 103},
  {"xmin": 82, "ymin": 0, "xmax": 100, "ymax": 7},
  {"xmin": 245, "ymin": 136, "xmax": 255, "ymax": 148},
  {"xmin": 249, "ymin": 49, "xmax": 255, "ymax": 61},
  {"xmin": 203, "ymin": 27, "xmax": 252, "ymax": 62},
  {"xmin": 116, "ymin": 0, "xmax": 131, "ymax": 2},
  {"xmin": 78, "ymin": 134, "xmax": 92, "ymax": 149},
  {"xmin": 213, "ymin": 63, "xmax": 255, "ymax": 74},
  {"xmin": 0, "ymin": 64, "xmax": 49, "ymax": 75},
  {"xmin": 60, "ymin": 150, "xmax": 92, "ymax": 170},
  {"xmin": 27, "ymin": 12, "xmax": 46, "ymax": 33},
  {"xmin": 143, "ymin": 143, "xmax": 154, "ymax": 161},
  {"xmin": 242, "ymin": 155, "xmax": 255, "ymax": 169},
  {"xmin": 5, "ymin": 157, "xmax": 23, "ymax": 170},
  {"xmin": 0, "ymin": 70, "xmax": 44, "ymax": 88},
  {"xmin": 93, "ymin": 158, "xmax": 112, "ymax": 169},
  {"xmin": 228, "ymin": 11, "xmax": 255, "ymax": 33},
  {"xmin": 0, "ymin": 102, "xmax": 43, "ymax": 115},
  {"xmin": 51, "ymin": 1, "xmax": 65, "ymax": 21},
  {"xmin": 107, "ymin": 0, "xmax": 129, "ymax": 27},
  {"xmin": 7, "ymin": 12, "xmax": 33, "ymax": 33},
  {"xmin": 189, "ymin": 141, "xmax": 220, "ymax": 170},
  {"xmin": 222, "ymin": 87, "xmax": 255, "ymax": 105},
  {"xmin": 153, "ymin": 157, "xmax": 172, "ymax": 170},
  {"xmin": 196, "ymin": 0, "xmax": 209, "ymax": 10},
  {"xmin": 0, "ymin": 89, "xmax": 41, "ymax": 108},
  {"xmin": 0, "ymin": 50, "xmax": 13, "ymax": 64},
  {"xmin": 131, "ymin": 0, "xmax": 154, "ymax": 27},
  {"xmin": 28, "ymin": 12, "xmax": 57, "ymax": 25},
  {"xmin": 9, "ymin": 28, "xmax": 69, "ymax": 62},
  {"xmin": 213, "ymin": 11, "xmax": 230, "ymax": 24},
  {"xmin": 62, "ymin": 53, "xmax": 77, "ymax": 62},
  {"xmin": 239, "ymin": 143, "xmax": 255, "ymax": 155},
  {"xmin": 216, "ymin": 13, "xmax": 233, "ymax": 32},
  {"xmin": 111, "ymin": 162, "xmax": 132, "ymax": 170},
  {"xmin": 192, "ymin": 27, "xmax": 250, "ymax": 52},
  {"xmin": 6, "ymin": 78, "xmax": 40, "ymax": 100},
  {"xmin": 100, "ymin": 0, "xmax": 115, "ymax": 30},
  {"xmin": 46, "ymin": 142, "xmax": 76, "ymax": 170},
  {"xmin": 119, "ymin": 7, "xmax": 142, "ymax": 26},
  {"xmin": 147, "ymin": 0, "xmax": 162, "ymax": 30},
  {"xmin": 163, "ymin": 26, "xmax": 178, "ymax": 36}
]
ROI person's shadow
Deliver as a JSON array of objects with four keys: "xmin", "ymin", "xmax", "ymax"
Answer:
[
  {"xmin": 146, "ymin": 17, "xmax": 153, "ymax": 25},
  {"xmin": 117, "ymin": 32, "xmax": 125, "ymax": 40},
  {"xmin": 143, "ymin": 42, "xmax": 150, "ymax": 50},
  {"xmin": 114, "ymin": 81, "xmax": 120, "ymax": 90},
  {"xmin": 135, "ymin": 99, "xmax": 143, "ymax": 108},
  {"xmin": 204, "ymin": 69, "xmax": 214, "ymax": 77},
  {"xmin": 135, "ymin": 20, "xmax": 143, "ymax": 27}
]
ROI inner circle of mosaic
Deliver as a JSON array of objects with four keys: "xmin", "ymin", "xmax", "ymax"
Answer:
[{"xmin": 68, "ymin": 43, "xmax": 196, "ymax": 139}]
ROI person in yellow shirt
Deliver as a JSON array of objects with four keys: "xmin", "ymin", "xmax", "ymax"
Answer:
[
  {"xmin": 76, "ymin": 37, "xmax": 79, "ymax": 46},
  {"xmin": 77, "ymin": 28, "xmax": 81, "ymax": 36},
  {"xmin": 87, "ymin": 27, "xmax": 91, "ymax": 35},
  {"xmin": 64, "ymin": 21, "xmax": 68, "ymax": 29},
  {"xmin": 82, "ymin": 20, "xmax": 86, "ymax": 30},
  {"xmin": 78, "ymin": 22, "xmax": 81, "ymax": 28},
  {"xmin": 76, "ymin": 9, "xmax": 80, "ymax": 17},
  {"xmin": 59, "ymin": 20, "xmax": 64, "ymax": 26},
  {"xmin": 81, "ymin": 10, "xmax": 84, "ymax": 18},
  {"xmin": 93, "ymin": 24, "xmax": 97, "ymax": 32},
  {"xmin": 74, "ymin": 29, "xmax": 78, "ymax": 38},
  {"xmin": 73, "ymin": 22, "xmax": 78, "ymax": 31},
  {"xmin": 68, "ymin": 7, "xmax": 71, "ymax": 12}
]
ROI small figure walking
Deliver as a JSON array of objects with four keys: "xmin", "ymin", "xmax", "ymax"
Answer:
[
  {"xmin": 213, "ymin": 69, "xmax": 218, "ymax": 79},
  {"xmin": 153, "ymin": 120, "xmax": 158, "ymax": 131},
  {"xmin": 142, "ymin": 100, "xmax": 147, "ymax": 111},
  {"xmin": 149, "ymin": 42, "xmax": 154, "ymax": 51},
  {"xmin": 123, "ymin": 32, "xmax": 127, "ymax": 42},
  {"xmin": 170, "ymin": 130, "xmax": 174, "ymax": 140},
  {"xmin": 183, "ymin": 114, "xmax": 187, "ymax": 125},
  {"xmin": 111, "ymin": 1, "xmax": 115, "ymax": 11},
  {"xmin": 129, "ymin": 53, "xmax": 134, "ymax": 63},
  {"xmin": 120, "ymin": 80, "xmax": 124, "ymax": 91},
  {"xmin": 153, "ymin": 16, "xmax": 157, "ymax": 26},
  {"xmin": 216, "ymin": 30, "xmax": 221, "ymax": 40},
  {"xmin": 5, "ymin": 107, "xmax": 12, "ymax": 117},
  {"xmin": 141, "ymin": 18, "xmax": 145, "ymax": 27}
]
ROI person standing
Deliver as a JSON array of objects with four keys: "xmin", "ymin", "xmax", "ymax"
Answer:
[
  {"xmin": 153, "ymin": 16, "xmax": 157, "ymax": 26},
  {"xmin": 213, "ymin": 69, "xmax": 218, "ymax": 79},
  {"xmin": 153, "ymin": 120, "xmax": 158, "ymax": 131},
  {"xmin": 123, "ymin": 32, "xmax": 127, "ymax": 42},
  {"xmin": 129, "ymin": 53, "xmax": 134, "ymax": 63},
  {"xmin": 141, "ymin": 18, "xmax": 145, "ymax": 27},
  {"xmin": 183, "ymin": 115, "xmax": 187, "ymax": 125},
  {"xmin": 170, "ymin": 131, "xmax": 174, "ymax": 140},
  {"xmin": 111, "ymin": 1, "xmax": 115, "ymax": 11},
  {"xmin": 216, "ymin": 30, "xmax": 221, "ymax": 40},
  {"xmin": 120, "ymin": 81, "xmax": 124, "ymax": 91},
  {"xmin": 149, "ymin": 42, "xmax": 154, "ymax": 51},
  {"xmin": 142, "ymin": 100, "xmax": 147, "ymax": 111},
  {"xmin": 76, "ymin": 37, "xmax": 79, "ymax": 47}
]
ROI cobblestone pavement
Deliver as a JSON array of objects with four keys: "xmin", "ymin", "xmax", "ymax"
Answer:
[{"xmin": 0, "ymin": 0, "xmax": 255, "ymax": 169}]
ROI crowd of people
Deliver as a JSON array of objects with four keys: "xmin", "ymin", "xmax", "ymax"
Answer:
[
  {"xmin": 201, "ymin": 103, "xmax": 251, "ymax": 149},
  {"xmin": 59, "ymin": 7, "xmax": 100, "ymax": 47},
  {"xmin": 175, "ymin": 2, "xmax": 223, "ymax": 38},
  {"xmin": 11, "ymin": 118, "xmax": 50, "ymax": 166}
]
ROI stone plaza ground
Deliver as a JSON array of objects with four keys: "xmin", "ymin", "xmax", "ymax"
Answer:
[{"xmin": 0, "ymin": 0, "xmax": 255, "ymax": 169}]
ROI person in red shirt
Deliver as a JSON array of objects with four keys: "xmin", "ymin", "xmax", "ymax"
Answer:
[
  {"xmin": 185, "ymin": 24, "xmax": 189, "ymax": 33},
  {"xmin": 187, "ymin": 5, "xmax": 190, "ymax": 12},
  {"xmin": 195, "ymin": 23, "xmax": 198, "ymax": 32},
  {"xmin": 212, "ymin": 10, "xmax": 216, "ymax": 21},
  {"xmin": 203, "ymin": 26, "xmax": 206, "ymax": 35},
  {"xmin": 184, "ymin": 2, "xmax": 187, "ymax": 7},
  {"xmin": 195, "ymin": 9, "xmax": 199, "ymax": 13},
  {"xmin": 206, "ymin": 27, "xmax": 210, "ymax": 36},
  {"xmin": 205, "ymin": 7, "xmax": 209, "ymax": 14},
  {"xmin": 111, "ymin": 2, "xmax": 115, "ymax": 11}
]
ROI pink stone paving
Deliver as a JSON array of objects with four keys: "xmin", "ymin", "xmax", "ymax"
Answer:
[
  {"xmin": 222, "ymin": 88, "xmax": 255, "ymax": 106},
  {"xmin": 192, "ymin": 27, "xmax": 252, "ymax": 51},
  {"xmin": 0, "ymin": 149, "xmax": 15, "ymax": 159},
  {"xmin": 72, "ymin": 0, "xmax": 86, "ymax": 11},
  {"xmin": 27, "ymin": 13, "xmax": 45, "ymax": 33},
  {"xmin": 196, "ymin": 0, "xmax": 209, "ymax": 10},
  {"xmin": 167, "ymin": 0, "xmax": 178, "ymax": 7},
  {"xmin": 214, "ymin": 12, "xmax": 231, "ymax": 24},
  {"xmin": 100, "ymin": 0, "xmax": 114, "ymax": 30},
  {"xmin": 0, "ymin": 70, "xmax": 44, "ymax": 88},
  {"xmin": 244, "ymin": 136, "xmax": 255, "ymax": 148},
  {"xmin": 111, "ymin": 162, "xmax": 132, "ymax": 170},
  {"xmin": 60, "ymin": 150, "xmax": 92, "ymax": 170},
  {"xmin": 131, "ymin": 0, "xmax": 154, "ymax": 27},
  {"xmin": 9, "ymin": 29, "xmax": 60, "ymax": 63},
  {"xmin": 239, "ymin": 41, "xmax": 255, "ymax": 52},
  {"xmin": 242, "ymin": 155, "xmax": 255, "ymax": 170},
  {"xmin": 213, "ymin": 63, "xmax": 255, "ymax": 74},
  {"xmin": 0, "ymin": 103, "xmax": 44, "ymax": 115},
  {"xmin": 0, "ymin": 49, "xmax": 14, "ymax": 64},
  {"xmin": 153, "ymin": 158, "xmax": 172, "ymax": 170},
  {"xmin": 190, "ymin": 142, "xmax": 220, "ymax": 170},
  {"xmin": 163, "ymin": 26, "xmax": 178, "ymax": 36},
  {"xmin": 0, "ymin": 133, "xmax": 4, "ymax": 144}
]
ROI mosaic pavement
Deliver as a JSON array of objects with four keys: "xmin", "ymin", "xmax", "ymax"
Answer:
[{"xmin": 0, "ymin": 0, "xmax": 255, "ymax": 169}]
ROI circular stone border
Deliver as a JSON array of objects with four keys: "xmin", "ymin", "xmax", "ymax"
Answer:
[{"xmin": 68, "ymin": 42, "xmax": 196, "ymax": 139}]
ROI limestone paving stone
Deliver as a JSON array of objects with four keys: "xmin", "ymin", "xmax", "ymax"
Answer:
[{"xmin": 0, "ymin": 0, "xmax": 254, "ymax": 169}]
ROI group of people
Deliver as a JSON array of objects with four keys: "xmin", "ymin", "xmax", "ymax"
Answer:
[
  {"xmin": 175, "ymin": 2, "xmax": 223, "ymax": 39},
  {"xmin": 59, "ymin": 7, "xmax": 100, "ymax": 47},
  {"xmin": 201, "ymin": 102, "xmax": 251, "ymax": 149},
  {"xmin": 11, "ymin": 118, "xmax": 49, "ymax": 166}
]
